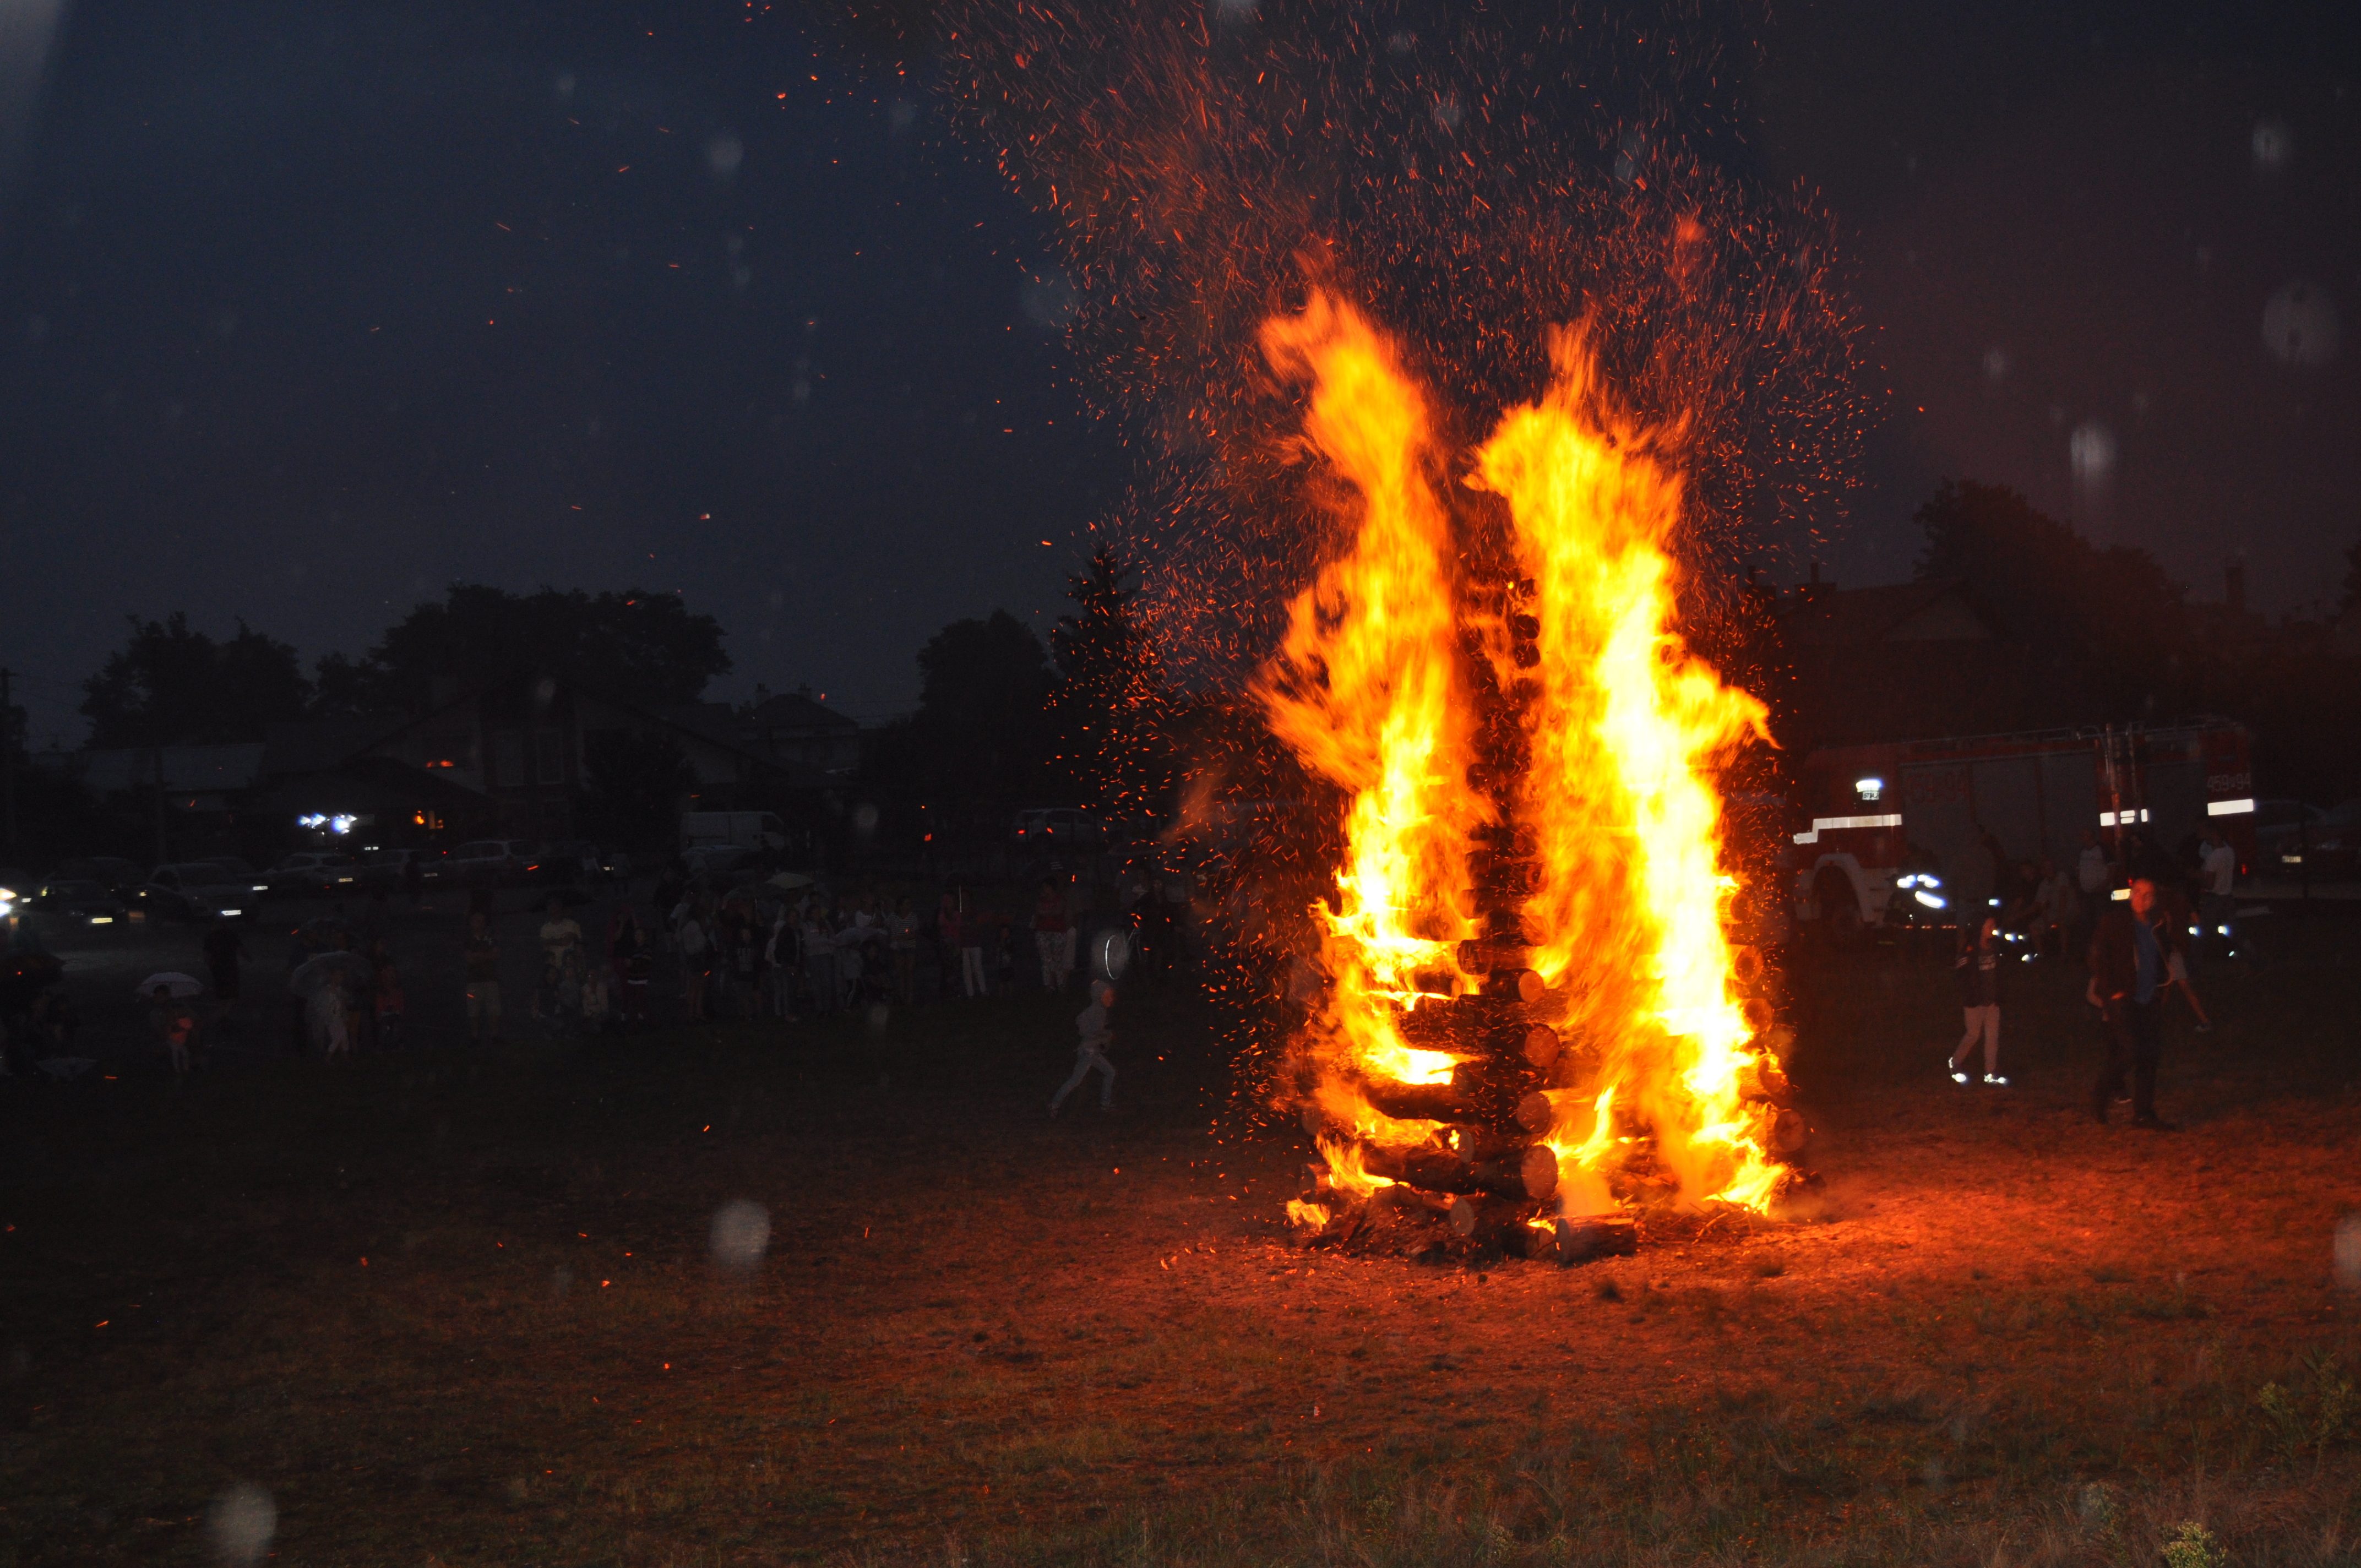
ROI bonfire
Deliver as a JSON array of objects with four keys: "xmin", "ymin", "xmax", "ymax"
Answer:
[{"xmin": 1260, "ymin": 291, "xmax": 1804, "ymax": 1261}]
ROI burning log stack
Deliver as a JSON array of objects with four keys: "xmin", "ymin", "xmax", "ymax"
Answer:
[{"xmin": 1261, "ymin": 295, "xmax": 1802, "ymax": 1263}]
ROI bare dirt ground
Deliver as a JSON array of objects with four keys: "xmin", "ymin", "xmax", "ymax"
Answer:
[{"xmin": 2, "ymin": 909, "xmax": 2357, "ymax": 1565}]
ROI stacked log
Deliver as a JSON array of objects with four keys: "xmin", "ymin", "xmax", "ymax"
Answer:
[{"xmin": 1283, "ymin": 529, "xmax": 1802, "ymax": 1264}]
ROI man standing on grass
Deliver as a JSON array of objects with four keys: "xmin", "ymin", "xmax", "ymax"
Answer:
[
  {"xmin": 2195, "ymin": 825, "xmax": 2239, "ymax": 973},
  {"xmin": 2087, "ymin": 875, "xmax": 2183, "ymax": 1130},
  {"xmin": 464, "ymin": 912, "xmax": 503, "ymax": 1047}
]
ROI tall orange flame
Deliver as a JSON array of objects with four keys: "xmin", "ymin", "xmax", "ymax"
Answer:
[
  {"xmin": 1253, "ymin": 295, "xmax": 1488, "ymax": 1153},
  {"xmin": 1264, "ymin": 293, "xmax": 1787, "ymax": 1217}
]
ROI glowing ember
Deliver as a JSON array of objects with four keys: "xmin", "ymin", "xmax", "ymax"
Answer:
[{"xmin": 1262, "ymin": 291, "xmax": 1792, "ymax": 1240}]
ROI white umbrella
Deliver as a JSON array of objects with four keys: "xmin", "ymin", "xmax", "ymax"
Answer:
[
  {"xmin": 135, "ymin": 972, "xmax": 204, "ymax": 999},
  {"xmin": 289, "ymin": 951, "xmax": 374, "ymax": 995}
]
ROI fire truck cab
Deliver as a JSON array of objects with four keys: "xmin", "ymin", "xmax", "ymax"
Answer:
[{"xmin": 1791, "ymin": 720, "xmax": 2255, "ymax": 943}]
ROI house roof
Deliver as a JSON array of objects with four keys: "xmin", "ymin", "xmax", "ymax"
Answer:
[
  {"xmin": 741, "ymin": 691, "xmax": 858, "ymax": 732},
  {"xmin": 1782, "ymin": 580, "xmax": 1999, "ymax": 649},
  {"xmin": 262, "ymin": 714, "xmax": 412, "ymax": 777}
]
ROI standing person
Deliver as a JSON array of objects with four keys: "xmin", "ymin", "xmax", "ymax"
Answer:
[
  {"xmin": 1947, "ymin": 917, "xmax": 2006, "ymax": 1086},
  {"xmin": 539, "ymin": 896, "xmax": 583, "ymax": 976},
  {"xmin": 149, "ymin": 982, "xmax": 195, "ymax": 1077},
  {"xmin": 933, "ymin": 892, "xmax": 962, "ymax": 1000},
  {"xmin": 801, "ymin": 903, "xmax": 837, "ymax": 1016},
  {"xmin": 728, "ymin": 903, "xmax": 762, "ymax": 1018},
  {"xmin": 2031, "ymin": 859, "xmax": 2079, "ymax": 961},
  {"xmin": 2195, "ymin": 825, "xmax": 2239, "ymax": 972},
  {"xmin": 763, "ymin": 906, "xmax": 801, "ymax": 1022},
  {"xmin": 312, "ymin": 971, "xmax": 353, "ymax": 1064},
  {"xmin": 463, "ymin": 913, "xmax": 503, "ymax": 1047},
  {"xmin": 651, "ymin": 864, "xmax": 684, "ymax": 954},
  {"xmin": 1130, "ymin": 878, "xmax": 1163, "ymax": 982},
  {"xmin": 886, "ymin": 895, "xmax": 921, "ymax": 1005},
  {"xmin": 1049, "ymin": 981, "xmax": 1118, "ymax": 1115},
  {"xmin": 202, "ymin": 924, "xmax": 247, "ymax": 1039},
  {"xmin": 2087, "ymin": 875, "xmax": 2185, "ymax": 1129},
  {"xmin": 1032, "ymin": 878, "xmax": 1071, "ymax": 993},
  {"xmin": 579, "ymin": 960, "xmax": 612, "ymax": 1032},
  {"xmin": 677, "ymin": 900, "xmax": 711, "ymax": 1022},
  {"xmin": 608, "ymin": 907, "xmax": 652, "ymax": 1028},
  {"xmin": 285, "ymin": 926, "xmax": 320, "ymax": 1056},
  {"xmin": 369, "ymin": 938, "xmax": 405, "ymax": 1049},
  {"xmin": 2074, "ymin": 829, "xmax": 2114, "ymax": 955},
  {"xmin": 948, "ymin": 894, "xmax": 984, "ymax": 1000}
]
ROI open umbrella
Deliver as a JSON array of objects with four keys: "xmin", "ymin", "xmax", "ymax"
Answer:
[
  {"xmin": 766, "ymin": 872, "xmax": 814, "ymax": 891},
  {"xmin": 289, "ymin": 951, "xmax": 374, "ymax": 995},
  {"xmin": 135, "ymin": 972, "xmax": 205, "ymax": 999}
]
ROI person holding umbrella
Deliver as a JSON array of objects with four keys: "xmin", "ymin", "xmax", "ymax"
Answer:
[
  {"xmin": 139, "ymin": 972, "xmax": 204, "ymax": 1077},
  {"xmin": 288, "ymin": 949, "xmax": 373, "ymax": 1064}
]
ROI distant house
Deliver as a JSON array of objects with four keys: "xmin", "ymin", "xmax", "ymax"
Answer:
[
  {"xmin": 247, "ymin": 674, "xmax": 855, "ymax": 847},
  {"xmin": 33, "ymin": 743, "xmax": 268, "ymax": 813},
  {"xmin": 730, "ymin": 686, "xmax": 862, "ymax": 786},
  {"xmin": 1778, "ymin": 577, "xmax": 2092, "ymax": 750}
]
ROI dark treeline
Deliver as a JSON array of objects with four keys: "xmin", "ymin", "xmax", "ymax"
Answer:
[{"xmin": 17, "ymin": 482, "xmax": 2358, "ymax": 869}]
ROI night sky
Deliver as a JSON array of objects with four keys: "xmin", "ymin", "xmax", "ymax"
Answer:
[{"xmin": 0, "ymin": 0, "xmax": 2353, "ymax": 749}]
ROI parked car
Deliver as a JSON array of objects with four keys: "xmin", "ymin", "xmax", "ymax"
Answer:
[
  {"xmin": 356, "ymin": 847, "xmax": 450, "ymax": 891},
  {"xmin": 195, "ymin": 857, "xmax": 274, "ymax": 901},
  {"xmin": 266, "ymin": 852, "xmax": 362, "ymax": 896},
  {"xmin": 138, "ymin": 863, "xmax": 258, "ymax": 921},
  {"xmin": 1013, "ymin": 807, "xmax": 1107, "ymax": 850},
  {"xmin": 56, "ymin": 856, "xmax": 146, "ymax": 898},
  {"xmin": 450, "ymin": 839, "xmax": 538, "ymax": 886},
  {"xmin": 2250, "ymin": 799, "xmax": 2325, "ymax": 870},
  {"xmin": 2275, "ymin": 799, "xmax": 2361, "ymax": 879},
  {"xmin": 28, "ymin": 879, "xmax": 129, "ymax": 928}
]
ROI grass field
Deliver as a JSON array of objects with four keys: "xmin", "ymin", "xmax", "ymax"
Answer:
[{"xmin": 3, "ymin": 913, "xmax": 2358, "ymax": 1565}]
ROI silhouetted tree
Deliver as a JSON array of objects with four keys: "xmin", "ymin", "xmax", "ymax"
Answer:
[
  {"xmin": 1048, "ymin": 547, "xmax": 1174, "ymax": 821},
  {"xmin": 578, "ymin": 728, "xmax": 695, "ymax": 850},
  {"xmin": 1913, "ymin": 478, "xmax": 2194, "ymax": 716},
  {"xmin": 80, "ymin": 614, "xmax": 313, "ymax": 746},
  {"xmin": 905, "ymin": 609, "xmax": 1057, "ymax": 804},
  {"xmin": 313, "ymin": 585, "xmax": 729, "ymax": 715}
]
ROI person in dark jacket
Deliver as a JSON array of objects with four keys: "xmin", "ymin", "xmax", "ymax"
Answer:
[
  {"xmin": 1947, "ymin": 916, "xmax": 2006, "ymax": 1085},
  {"xmin": 2087, "ymin": 876, "xmax": 2184, "ymax": 1129}
]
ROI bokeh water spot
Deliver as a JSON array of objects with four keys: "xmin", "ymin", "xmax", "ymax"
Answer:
[
  {"xmin": 207, "ymin": 1483, "xmax": 275, "ymax": 1566},
  {"xmin": 710, "ymin": 1199, "xmax": 771, "ymax": 1273}
]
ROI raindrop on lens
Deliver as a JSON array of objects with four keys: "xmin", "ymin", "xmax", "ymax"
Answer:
[
  {"xmin": 710, "ymin": 1199, "xmax": 771, "ymax": 1273},
  {"xmin": 2262, "ymin": 280, "xmax": 2340, "ymax": 367},
  {"xmin": 2334, "ymin": 1213, "xmax": 2361, "ymax": 1291},
  {"xmin": 207, "ymin": 1483, "xmax": 276, "ymax": 1566},
  {"xmin": 2251, "ymin": 117, "xmax": 2293, "ymax": 172},
  {"xmin": 2069, "ymin": 421, "xmax": 2115, "ymax": 484},
  {"xmin": 1021, "ymin": 269, "xmax": 1078, "ymax": 331},
  {"xmin": 705, "ymin": 133, "xmax": 743, "ymax": 178},
  {"xmin": 852, "ymin": 802, "xmax": 879, "ymax": 836}
]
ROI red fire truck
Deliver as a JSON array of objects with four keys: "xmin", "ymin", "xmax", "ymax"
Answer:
[{"xmin": 1791, "ymin": 719, "xmax": 2255, "ymax": 943}]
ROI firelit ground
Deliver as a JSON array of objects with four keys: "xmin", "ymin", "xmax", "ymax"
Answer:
[{"xmin": 2, "ymin": 917, "xmax": 2357, "ymax": 1565}]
